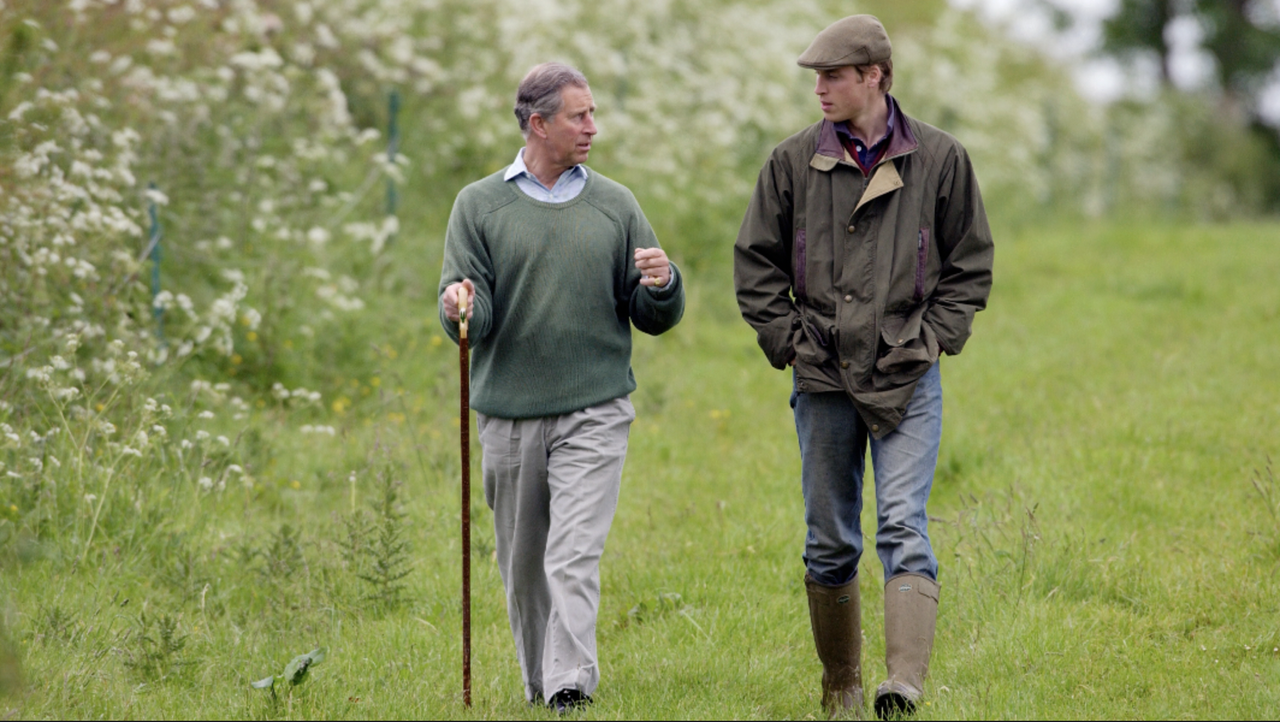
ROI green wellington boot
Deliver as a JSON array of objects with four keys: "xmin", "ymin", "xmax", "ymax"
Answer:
[
  {"xmin": 874, "ymin": 573, "xmax": 940, "ymax": 720},
  {"xmin": 805, "ymin": 574, "xmax": 864, "ymax": 719}
]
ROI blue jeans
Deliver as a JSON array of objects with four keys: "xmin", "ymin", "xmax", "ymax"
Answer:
[{"xmin": 791, "ymin": 363, "xmax": 942, "ymax": 587}]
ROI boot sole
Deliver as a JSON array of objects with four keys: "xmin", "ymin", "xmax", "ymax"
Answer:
[{"xmin": 873, "ymin": 691, "xmax": 915, "ymax": 720}]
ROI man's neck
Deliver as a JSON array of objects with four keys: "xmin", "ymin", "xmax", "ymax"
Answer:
[
  {"xmin": 843, "ymin": 94, "xmax": 889, "ymax": 146},
  {"xmin": 522, "ymin": 143, "xmax": 572, "ymax": 190}
]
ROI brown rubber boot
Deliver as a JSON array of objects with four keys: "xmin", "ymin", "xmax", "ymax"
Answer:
[
  {"xmin": 874, "ymin": 573, "xmax": 940, "ymax": 720},
  {"xmin": 805, "ymin": 573, "xmax": 864, "ymax": 719}
]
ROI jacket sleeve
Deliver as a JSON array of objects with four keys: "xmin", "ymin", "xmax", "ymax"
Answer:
[
  {"xmin": 734, "ymin": 151, "xmax": 798, "ymax": 369},
  {"xmin": 925, "ymin": 144, "xmax": 993, "ymax": 356},
  {"xmin": 623, "ymin": 201, "xmax": 684, "ymax": 336},
  {"xmin": 437, "ymin": 192, "xmax": 495, "ymax": 346}
]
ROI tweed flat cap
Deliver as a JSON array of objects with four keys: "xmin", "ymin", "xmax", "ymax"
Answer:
[{"xmin": 797, "ymin": 14, "xmax": 891, "ymax": 69}]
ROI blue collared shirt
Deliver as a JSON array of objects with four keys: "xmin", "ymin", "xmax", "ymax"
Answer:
[
  {"xmin": 836, "ymin": 95, "xmax": 897, "ymax": 173},
  {"xmin": 503, "ymin": 148, "xmax": 588, "ymax": 203}
]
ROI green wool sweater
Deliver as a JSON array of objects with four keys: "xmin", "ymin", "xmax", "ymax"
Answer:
[{"xmin": 438, "ymin": 168, "xmax": 684, "ymax": 419}]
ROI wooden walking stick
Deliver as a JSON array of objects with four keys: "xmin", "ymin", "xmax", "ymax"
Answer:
[{"xmin": 458, "ymin": 285, "xmax": 472, "ymax": 708}]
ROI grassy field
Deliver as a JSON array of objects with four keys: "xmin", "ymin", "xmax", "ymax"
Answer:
[{"xmin": 2, "ymin": 219, "xmax": 1278, "ymax": 719}]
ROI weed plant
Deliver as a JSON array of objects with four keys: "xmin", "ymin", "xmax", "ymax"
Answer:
[
  {"xmin": 340, "ymin": 461, "xmax": 414, "ymax": 611},
  {"xmin": 121, "ymin": 611, "xmax": 187, "ymax": 681}
]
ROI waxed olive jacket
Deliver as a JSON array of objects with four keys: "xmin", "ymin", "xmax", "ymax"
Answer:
[{"xmin": 734, "ymin": 97, "xmax": 993, "ymax": 437}]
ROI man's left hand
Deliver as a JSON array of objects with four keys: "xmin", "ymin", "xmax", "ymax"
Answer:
[{"xmin": 635, "ymin": 247, "xmax": 671, "ymax": 288}]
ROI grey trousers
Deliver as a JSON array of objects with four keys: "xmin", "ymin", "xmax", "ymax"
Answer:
[{"xmin": 477, "ymin": 396, "xmax": 635, "ymax": 701}]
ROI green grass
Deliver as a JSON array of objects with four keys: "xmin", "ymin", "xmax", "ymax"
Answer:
[{"xmin": 3, "ymin": 220, "xmax": 1280, "ymax": 719}]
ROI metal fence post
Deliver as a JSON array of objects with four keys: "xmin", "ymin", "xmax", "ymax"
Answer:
[
  {"xmin": 147, "ymin": 182, "xmax": 165, "ymax": 346},
  {"xmin": 385, "ymin": 90, "xmax": 400, "ymax": 247}
]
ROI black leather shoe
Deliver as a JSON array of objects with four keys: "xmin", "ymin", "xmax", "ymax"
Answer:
[{"xmin": 548, "ymin": 688, "xmax": 593, "ymax": 715}]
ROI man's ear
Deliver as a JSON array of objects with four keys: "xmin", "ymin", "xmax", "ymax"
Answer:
[
  {"xmin": 529, "ymin": 112, "xmax": 549, "ymax": 140},
  {"xmin": 867, "ymin": 65, "xmax": 882, "ymax": 89}
]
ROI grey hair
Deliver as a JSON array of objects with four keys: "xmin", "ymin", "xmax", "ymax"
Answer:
[{"xmin": 514, "ymin": 62, "xmax": 589, "ymax": 137}]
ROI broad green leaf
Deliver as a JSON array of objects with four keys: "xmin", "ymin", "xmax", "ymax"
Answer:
[
  {"xmin": 251, "ymin": 676, "xmax": 275, "ymax": 690},
  {"xmin": 282, "ymin": 647, "xmax": 326, "ymax": 685}
]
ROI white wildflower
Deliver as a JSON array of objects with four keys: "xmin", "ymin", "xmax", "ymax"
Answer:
[
  {"xmin": 146, "ymin": 38, "xmax": 177, "ymax": 57},
  {"xmin": 167, "ymin": 5, "xmax": 197, "ymax": 24},
  {"xmin": 52, "ymin": 387, "xmax": 81, "ymax": 401},
  {"xmin": 198, "ymin": 476, "xmax": 213, "ymax": 490},
  {"xmin": 216, "ymin": 435, "xmax": 230, "ymax": 446},
  {"xmin": 195, "ymin": 430, "xmax": 210, "ymax": 441},
  {"xmin": 306, "ymin": 226, "xmax": 330, "ymax": 245},
  {"xmin": 143, "ymin": 187, "xmax": 169, "ymax": 206},
  {"xmin": 121, "ymin": 446, "xmax": 142, "ymax": 457},
  {"xmin": 7, "ymin": 101, "xmax": 33, "ymax": 122},
  {"xmin": 175, "ymin": 293, "xmax": 196, "ymax": 318}
]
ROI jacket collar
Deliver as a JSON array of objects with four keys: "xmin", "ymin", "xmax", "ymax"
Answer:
[{"xmin": 810, "ymin": 94, "xmax": 918, "ymax": 173}]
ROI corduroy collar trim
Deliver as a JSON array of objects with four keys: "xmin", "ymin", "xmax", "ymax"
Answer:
[{"xmin": 813, "ymin": 94, "xmax": 917, "ymax": 167}]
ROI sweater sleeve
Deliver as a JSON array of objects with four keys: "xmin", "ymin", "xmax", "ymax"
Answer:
[
  {"xmin": 437, "ymin": 190, "xmax": 495, "ymax": 345},
  {"xmin": 622, "ymin": 199, "xmax": 684, "ymax": 336}
]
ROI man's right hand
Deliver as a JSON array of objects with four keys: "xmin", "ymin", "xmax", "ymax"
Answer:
[{"xmin": 442, "ymin": 279, "xmax": 476, "ymax": 322}]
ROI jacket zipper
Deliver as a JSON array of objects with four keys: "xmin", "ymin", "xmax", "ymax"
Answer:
[
  {"xmin": 794, "ymin": 228, "xmax": 807, "ymax": 300},
  {"xmin": 914, "ymin": 228, "xmax": 929, "ymax": 302}
]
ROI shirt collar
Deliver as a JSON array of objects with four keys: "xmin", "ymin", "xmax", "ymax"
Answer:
[
  {"xmin": 835, "ymin": 94, "xmax": 896, "ymax": 149},
  {"xmin": 503, "ymin": 148, "xmax": 586, "ymax": 187}
]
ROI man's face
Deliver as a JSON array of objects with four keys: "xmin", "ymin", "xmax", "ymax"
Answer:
[
  {"xmin": 540, "ymin": 85, "xmax": 597, "ymax": 167},
  {"xmin": 813, "ymin": 65, "xmax": 879, "ymax": 122}
]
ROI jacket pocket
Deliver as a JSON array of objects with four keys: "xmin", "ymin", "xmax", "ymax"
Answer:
[
  {"xmin": 913, "ymin": 228, "xmax": 929, "ymax": 302},
  {"xmin": 875, "ymin": 306, "xmax": 937, "ymax": 385},
  {"xmin": 794, "ymin": 228, "xmax": 808, "ymax": 300},
  {"xmin": 792, "ymin": 309, "xmax": 835, "ymax": 367}
]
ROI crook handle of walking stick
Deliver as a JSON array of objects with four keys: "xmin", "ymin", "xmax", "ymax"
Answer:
[{"xmin": 457, "ymin": 285, "xmax": 469, "ymax": 339}]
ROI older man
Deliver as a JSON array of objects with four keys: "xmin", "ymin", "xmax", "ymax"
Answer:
[
  {"xmin": 734, "ymin": 15, "xmax": 993, "ymax": 720},
  {"xmin": 439, "ymin": 62, "xmax": 684, "ymax": 713}
]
